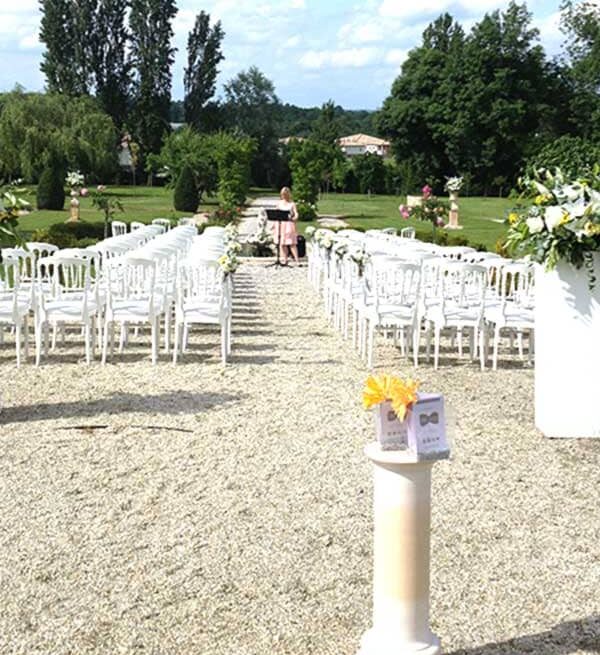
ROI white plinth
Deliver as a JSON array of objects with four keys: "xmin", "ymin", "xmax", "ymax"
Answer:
[
  {"xmin": 358, "ymin": 443, "xmax": 441, "ymax": 655},
  {"xmin": 535, "ymin": 254, "xmax": 600, "ymax": 438}
]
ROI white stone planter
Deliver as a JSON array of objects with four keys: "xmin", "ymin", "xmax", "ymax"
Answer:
[{"xmin": 535, "ymin": 254, "xmax": 600, "ymax": 438}]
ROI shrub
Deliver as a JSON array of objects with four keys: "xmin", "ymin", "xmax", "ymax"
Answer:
[
  {"xmin": 31, "ymin": 221, "xmax": 105, "ymax": 248},
  {"xmin": 297, "ymin": 201, "xmax": 317, "ymax": 222},
  {"xmin": 36, "ymin": 164, "xmax": 65, "ymax": 210},
  {"xmin": 173, "ymin": 164, "xmax": 198, "ymax": 212}
]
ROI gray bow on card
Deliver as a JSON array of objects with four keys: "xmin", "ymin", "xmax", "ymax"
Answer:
[{"xmin": 419, "ymin": 412, "xmax": 439, "ymax": 427}]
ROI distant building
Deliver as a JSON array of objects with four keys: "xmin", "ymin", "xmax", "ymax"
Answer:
[
  {"xmin": 338, "ymin": 133, "xmax": 391, "ymax": 158},
  {"xmin": 278, "ymin": 136, "xmax": 307, "ymax": 145}
]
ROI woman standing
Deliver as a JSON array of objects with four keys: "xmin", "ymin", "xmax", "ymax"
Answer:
[{"xmin": 274, "ymin": 186, "xmax": 300, "ymax": 265}]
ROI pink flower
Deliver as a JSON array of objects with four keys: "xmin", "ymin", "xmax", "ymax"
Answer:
[
  {"xmin": 436, "ymin": 217, "xmax": 445, "ymax": 227},
  {"xmin": 398, "ymin": 204, "xmax": 410, "ymax": 219},
  {"xmin": 422, "ymin": 184, "xmax": 432, "ymax": 198},
  {"xmin": 80, "ymin": 187, "xmax": 89, "ymax": 197}
]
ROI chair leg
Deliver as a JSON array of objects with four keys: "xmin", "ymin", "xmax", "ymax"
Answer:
[
  {"xmin": 44, "ymin": 322, "xmax": 49, "ymax": 358},
  {"xmin": 412, "ymin": 325, "xmax": 419, "ymax": 368},
  {"xmin": 493, "ymin": 325, "xmax": 501, "ymax": 371},
  {"xmin": 23, "ymin": 315, "xmax": 29, "ymax": 361},
  {"xmin": 102, "ymin": 319, "xmax": 110, "ymax": 364},
  {"xmin": 434, "ymin": 326, "xmax": 441, "ymax": 370},
  {"xmin": 164, "ymin": 309, "xmax": 170, "ymax": 354},
  {"xmin": 51, "ymin": 322, "xmax": 57, "ymax": 351},
  {"xmin": 479, "ymin": 328, "xmax": 485, "ymax": 371},
  {"xmin": 221, "ymin": 323, "xmax": 227, "ymax": 364},
  {"xmin": 172, "ymin": 321, "xmax": 179, "ymax": 364},
  {"xmin": 457, "ymin": 327, "xmax": 463, "ymax": 358},
  {"xmin": 84, "ymin": 322, "xmax": 92, "ymax": 365},
  {"xmin": 15, "ymin": 319, "xmax": 21, "ymax": 368},
  {"xmin": 119, "ymin": 322, "xmax": 127, "ymax": 354},
  {"xmin": 517, "ymin": 330, "xmax": 524, "ymax": 359},
  {"xmin": 227, "ymin": 316, "xmax": 232, "ymax": 355},
  {"xmin": 367, "ymin": 322, "xmax": 375, "ymax": 369},
  {"xmin": 151, "ymin": 318, "xmax": 158, "ymax": 365},
  {"xmin": 35, "ymin": 320, "xmax": 43, "ymax": 366}
]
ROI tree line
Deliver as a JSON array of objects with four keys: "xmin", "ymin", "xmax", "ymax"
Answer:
[
  {"xmin": 377, "ymin": 0, "xmax": 600, "ymax": 195},
  {"xmin": 1, "ymin": 0, "xmax": 598, "ymax": 200}
]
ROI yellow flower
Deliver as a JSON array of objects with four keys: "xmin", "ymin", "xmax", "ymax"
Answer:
[
  {"xmin": 559, "ymin": 212, "xmax": 571, "ymax": 226},
  {"xmin": 362, "ymin": 374, "xmax": 420, "ymax": 421},
  {"xmin": 508, "ymin": 212, "xmax": 519, "ymax": 225},
  {"xmin": 584, "ymin": 221, "xmax": 600, "ymax": 237},
  {"xmin": 534, "ymin": 195, "xmax": 545, "ymax": 205}
]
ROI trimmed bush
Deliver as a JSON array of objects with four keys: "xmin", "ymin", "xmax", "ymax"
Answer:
[
  {"xmin": 31, "ymin": 221, "xmax": 106, "ymax": 248},
  {"xmin": 173, "ymin": 164, "xmax": 198, "ymax": 212},
  {"xmin": 36, "ymin": 165, "xmax": 65, "ymax": 210}
]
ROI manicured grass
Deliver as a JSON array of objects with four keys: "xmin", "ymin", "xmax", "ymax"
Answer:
[
  {"xmin": 17, "ymin": 185, "xmax": 219, "ymax": 236},
  {"xmin": 314, "ymin": 192, "xmax": 512, "ymax": 251},
  {"xmin": 19, "ymin": 185, "xmax": 513, "ymax": 251}
]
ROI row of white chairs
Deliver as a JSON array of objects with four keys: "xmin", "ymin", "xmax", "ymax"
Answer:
[
  {"xmin": 308, "ymin": 230, "xmax": 534, "ymax": 370},
  {"xmin": 0, "ymin": 224, "xmax": 235, "ymax": 366}
]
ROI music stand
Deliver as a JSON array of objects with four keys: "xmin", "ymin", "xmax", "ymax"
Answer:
[{"xmin": 265, "ymin": 208, "xmax": 292, "ymax": 268}]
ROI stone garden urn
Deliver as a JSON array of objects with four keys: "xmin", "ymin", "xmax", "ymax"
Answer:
[
  {"xmin": 447, "ymin": 191, "xmax": 461, "ymax": 229},
  {"xmin": 68, "ymin": 190, "xmax": 80, "ymax": 223}
]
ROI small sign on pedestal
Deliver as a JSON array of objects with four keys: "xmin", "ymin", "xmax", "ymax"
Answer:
[{"xmin": 374, "ymin": 393, "xmax": 449, "ymax": 461}]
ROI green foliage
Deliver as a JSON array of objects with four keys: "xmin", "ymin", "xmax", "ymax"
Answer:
[
  {"xmin": 129, "ymin": 0, "xmax": 178, "ymax": 160},
  {"xmin": 0, "ymin": 182, "xmax": 29, "ymax": 246},
  {"xmin": 275, "ymin": 103, "xmax": 375, "ymax": 139},
  {"xmin": 296, "ymin": 202, "xmax": 317, "ymax": 222},
  {"xmin": 184, "ymin": 11, "xmax": 225, "ymax": 129},
  {"xmin": 212, "ymin": 132, "xmax": 255, "ymax": 209},
  {"xmin": 289, "ymin": 139, "xmax": 333, "ymax": 212},
  {"xmin": 0, "ymin": 91, "xmax": 118, "ymax": 183},
  {"xmin": 353, "ymin": 153, "xmax": 387, "ymax": 194},
  {"xmin": 39, "ymin": 0, "xmax": 89, "ymax": 95},
  {"xmin": 36, "ymin": 161, "xmax": 66, "ymax": 211},
  {"xmin": 377, "ymin": 4, "xmax": 576, "ymax": 194},
  {"xmin": 31, "ymin": 221, "xmax": 106, "ymax": 248},
  {"xmin": 147, "ymin": 126, "xmax": 218, "ymax": 199},
  {"xmin": 527, "ymin": 136, "xmax": 600, "ymax": 177},
  {"xmin": 312, "ymin": 100, "xmax": 341, "ymax": 145},
  {"xmin": 223, "ymin": 67, "xmax": 280, "ymax": 187},
  {"xmin": 173, "ymin": 164, "xmax": 198, "ymax": 212}
]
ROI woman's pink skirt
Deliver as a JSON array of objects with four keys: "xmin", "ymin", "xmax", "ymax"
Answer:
[{"xmin": 271, "ymin": 220, "xmax": 297, "ymax": 246}]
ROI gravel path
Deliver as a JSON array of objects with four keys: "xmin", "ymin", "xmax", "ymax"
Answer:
[{"xmin": 1, "ymin": 261, "xmax": 599, "ymax": 655}]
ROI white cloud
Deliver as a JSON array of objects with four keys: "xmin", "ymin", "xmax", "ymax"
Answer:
[
  {"xmin": 290, "ymin": 0, "xmax": 306, "ymax": 8},
  {"xmin": 283, "ymin": 35, "xmax": 301, "ymax": 48},
  {"xmin": 299, "ymin": 47, "xmax": 381, "ymax": 69},
  {"xmin": 378, "ymin": 0, "xmax": 504, "ymax": 19},
  {"xmin": 384, "ymin": 48, "xmax": 408, "ymax": 67}
]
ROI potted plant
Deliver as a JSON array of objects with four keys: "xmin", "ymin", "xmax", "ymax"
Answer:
[{"xmin": 505, "ymin": 167, "xmax": 600, "ymax": 438}]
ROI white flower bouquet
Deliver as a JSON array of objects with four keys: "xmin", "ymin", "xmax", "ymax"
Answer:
[
  {"xmin": 218, "ymin": 252, "xmax": 239, "ymax": 275},
  {"xmin": 506, "ymin": 167, "xmax": 600, "ymax": 285},
  {"xmin": 66, "ymin": 171, "xmax": 85, "ymax": 189},
  {"xmin": 444, "ymin": 176, "xmax": 463, "ymax": 193}
]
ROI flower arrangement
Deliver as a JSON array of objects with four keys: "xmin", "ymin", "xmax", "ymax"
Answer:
[
  {"xmin": 363, "ymin": 374, "xmax": 419, "ymax": 421},
  {"xmin": 505, "ymin": 167, "xmax": 600, "ymax": 284},
  {"xmin": 314, "ymin": 229, "xmax": 334, "ymax": 250},
  {"xmin": 444, "ymin": 176, "xmax": 464, "ymax": 193},
  {"xmin": 349, "ymin": 245, "xmax": 370, "ymax": 276},
  {"xmin": 224, "ymin": 221, "xmax": 239, "ymax": 242},
  {"xmin": 66, "ymin": 171, "xmax": 84, "ymax": 190},
  {"xmin": 304, "ymin": 225, "xmax": 316, "ymax": 239},
  {"xmin": 399, "ymin": 185, "xmax": 448, "ymax": 241},
  {"xmin": 218, "ymin": 251, "xmax": 239, "ymax": 276},
  {"xmin": 333, "ymin": 240, "xmax": 348, "ymax": 257},
  {"xmin": 0, "ymin": 180, "xmax": 29, "ymax": 246}
]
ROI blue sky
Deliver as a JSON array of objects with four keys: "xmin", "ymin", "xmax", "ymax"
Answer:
[{"xmin": 0, "ymin": 0, "xmax": 564, "ymax": 110}]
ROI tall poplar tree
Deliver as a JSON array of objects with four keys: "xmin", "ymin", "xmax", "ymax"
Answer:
[
  {"xmin": 184, "ymin": 11, "xmax": 225, "ymax": 129},
  {"xmin": 87, "ymin": 0, "xmax": 131, "ymax": 128},
  {"xmin": 39, "ymin": 0, "xmax": 89, "ymax": 95},
  {"xmin": 129, "ymin": 0, "xmax": 178, "ymax": 160}
]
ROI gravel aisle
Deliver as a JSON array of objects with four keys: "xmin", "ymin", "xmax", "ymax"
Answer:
[{"xmin": 1, "ymin": 260, "xmax": 599, "ymax": 655}]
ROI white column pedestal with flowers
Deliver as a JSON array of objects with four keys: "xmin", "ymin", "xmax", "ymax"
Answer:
[
  {"xmin": 535, "ymin": 254, "xmax": 600, "ymax": 438},
  {"xmin": 505, "ymin": 168, "xmax": 600, "ymax": 438},
  {"xmin": 359, "ymin": 375, "xmax": 448, "ymax": 655},
  {"xmin": 444, "ymin": 176, "xmax": 463, "ymax": 230}
]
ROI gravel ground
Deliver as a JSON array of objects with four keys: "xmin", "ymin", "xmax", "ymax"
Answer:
[{"xmin": 1, "ymin": 260, "xmax": 599, "ymax": 655}]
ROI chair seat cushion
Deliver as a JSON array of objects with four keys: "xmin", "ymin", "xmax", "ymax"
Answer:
[
  {"xmin": 45, "ymin": 299, "xmax": 98, "ymax": 318},
  {"xmin": 0, "ymin": 298, "xmax": 30, "ymax": 318}
]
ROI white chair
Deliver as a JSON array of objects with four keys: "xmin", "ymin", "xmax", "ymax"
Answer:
[
  {"xmin": 111, "ymin": 220, "xmax": 127, "ymax": 237},
  {"xmin": 484, "ymin": 262, "xmax": 535, "ymax": 369},
  {"xmin": 130, "ymin": 221, "xmax": 145, "ymax": 231},
  {"xmin": 178, "ymin": 217, "xmax": 196, "ymax": 227},
  {"xmin": 34, "ymin": 256, "xmax": 100, "ymax": 365},
  {"xmin": 400, "ymin": 227, "xmax": 416, "ymax": 239},
  {"xmin": 360, "ymin": 259, "xmax": 422, "ymax": 368},
  {"xmin": 173, "ymin": 262, "xmax": 231, "ymax": 364},
  {"xmin": 152, "ymin": 218, "xmax": 171, "ymax": 232},
  {"xmin": 102, "ymin": 256, "xmax": 167, "ymax": 365},
  {"xmin": 424, "ymin": 262, "xmax": 487, "ymax": 369},
  {"xmin": 0, "ymin": 255, "xmax": 31, "ymax": 366}
]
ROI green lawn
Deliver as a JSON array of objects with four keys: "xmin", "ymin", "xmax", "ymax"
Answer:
[
  {"xmin": 19, "ymin": 186, "xmax": 513, "ymax": 251},
  {"xmin": 17, "ymin": 185, "xmax": 219, "ymax": 236},
  {"xmin": 313, "ymin": 192, "xmax": 512, "ymax": 251}
]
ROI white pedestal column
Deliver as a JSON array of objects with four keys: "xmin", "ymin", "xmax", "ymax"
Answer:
[
  {"xmin": 535, "ymin": 256, "xmax": 600, "ymax": 438},
  {"xmin": 359, "ymin": 443, "xmax": 441, "ymax": 655}
]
